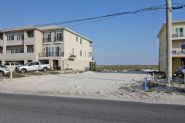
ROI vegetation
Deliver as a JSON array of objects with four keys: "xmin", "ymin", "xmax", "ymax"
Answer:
[
  {"xmin": 11, "ymin": 71, "xmax": 61, "ymax": 78},
  {"xmin": 147, "ymin": 82, "xmax": 160, "ymax": 89},
  {"xmin": 90, "ymin": 62, "xmax": 96, "ymax": 71},
  {"xmin": 54, "ymin": 66, "xmax": 61, "ymax": 70},
  {"xmin": 96, "ymin": 65, "xmax": 158, "ymax": 72}
]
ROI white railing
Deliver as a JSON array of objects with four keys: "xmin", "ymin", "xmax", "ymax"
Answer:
[
  {"xmin": 172, "ymin": 32, "xmax": 184, "ymax": 38},
  {"xmin": 172, "ymin": 50, "xmax": 185, "ymax": 55}
]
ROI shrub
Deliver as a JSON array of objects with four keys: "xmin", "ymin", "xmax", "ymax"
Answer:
[
  {"xmin": 90, "ymin": 62, "xmax": 96, "ymax": 71},
  {"xmin": 54, "ymin": 66, "xmax": 61, "ymax": 70},
  {"xmin": 65, "ymin": 68, "xmax": 73, "ymax": 70}
]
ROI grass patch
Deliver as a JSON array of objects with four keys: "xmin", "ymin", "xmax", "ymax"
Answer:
[
  {"xmin": 10, "ymin": 70, "xmax": 61, "ymax": 78},
  {"xmin": 96, "ymin": 65, "xmax": 158, "ymax": 72},
  {"xmin": 47, "ymin": 71, "xmax": 60, "ymax": 75},
  {"xmin": 147, "ymin": 82, "xmax": 160, "ymax": 89}
]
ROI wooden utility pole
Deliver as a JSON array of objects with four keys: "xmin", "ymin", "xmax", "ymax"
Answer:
[{"xmin": 166, "ymin": 0, "xmax": 172, "ymax": 83}]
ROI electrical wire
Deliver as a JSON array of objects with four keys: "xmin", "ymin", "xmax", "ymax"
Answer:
[{"xmin": 35, "ymin": 4, "xmax": 166, "ymax": 27}]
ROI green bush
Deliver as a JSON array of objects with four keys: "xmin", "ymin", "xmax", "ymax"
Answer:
[{"xmin": 90, "ymin": 62, "xmax": 96, "ymax": 71}]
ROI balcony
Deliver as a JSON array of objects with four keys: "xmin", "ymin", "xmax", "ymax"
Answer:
[
  {"xmin": 39, "ymin": 52, "xmax": 64, "ymax": 58},
  {"xmin": 43, "ymin": 37, "xmax": 63, "ymax": 44},
  {"xmin": 172, "ymin": 33, "xmax": 185, "ymax": 40},
  {"xmin": 172, "ymin": 50, "xmax": 185, "ymax": 57},
  {"xmin": 54, "ymin": 37, "xmax": 63, "ymax": 43},
  {"xmin": 43, "ymin": 38, "xmax": 52, "ymax": 44},
  {"xmin": 6, "ymin": 40, "xmax": 24, "ymax": 46}
]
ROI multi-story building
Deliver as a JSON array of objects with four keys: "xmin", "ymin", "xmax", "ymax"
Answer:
[
  {"xmin": 0, "ymin": 25, "xmax": 93, "ymax": 71},
  {"xmin": 158, "ymin": 20, "xmax": 185, "ymax": 74}
]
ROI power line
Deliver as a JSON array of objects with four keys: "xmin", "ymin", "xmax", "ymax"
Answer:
[
  {"xmin": 35, "ymin": 4, "xmax": 166, "ymax": 27},
  {"xmin": 172, "ymin": 3, "xmax": 185, "ymax": 10}
]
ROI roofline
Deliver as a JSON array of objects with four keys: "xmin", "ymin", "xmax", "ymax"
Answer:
[
  {"xmin": 0, "ymin": 25, "xmax": 93, "ymax": 43},
  {"xmin": 0, "ymin": 26, "xmax": 37, "ymax": 33},
  {"xmin": 63, "ymin": 27, "xmax": 93, "ymax": 43},
  {"xmin": 157, "ymin": 20, "xmax": 185, "ymax": 38}
]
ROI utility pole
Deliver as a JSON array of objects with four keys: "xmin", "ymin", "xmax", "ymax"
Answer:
[{"xmin": 166, "ymin": 0, "xmax": 172, "ymax": 83}]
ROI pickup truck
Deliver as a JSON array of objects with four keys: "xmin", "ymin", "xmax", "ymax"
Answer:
[
  {"xmin": 16, "ymin": 62, "xmax": 50, "ymax": 73},
  {"xmin": 0, "ymin": 65, "xmax": 11, "ymax": 76}
]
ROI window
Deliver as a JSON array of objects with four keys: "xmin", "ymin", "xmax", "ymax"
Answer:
[
  {"xmin": 80, "ymin": 38, "xmax": 82, "ymax": 44},
  {"xmin": 17, "ymin": 34, "xmax": 24, "ymax": 40},
  {"xmin": 10, "ymin": 49, "xmax": 18, "ymax": 53},
  {"xmin": 175, "ymin": 28, "xmax": 184, "ymax": 37},
  {"xmin": 46, "ymin": 46, "xmax": 60, "ymax": 57},
  {"xmin": 172, "ymin": 50, "xmax": 176, "ymax": 54},
  {"xmin": 90, "ymin": 42, "xmax": 93, "ymax": 47},
  {"xmin": 56, "ymin": 32, "xmax": 63, "ymax": 41},
  {"xmin": 89, "ymin": 52, "xmax": 92, "ymax": 57},
  {"xmin": 28, "ymin": 63, "xmax": 34, "ymax": 66},
  {"xmin": 76, "ymin": 36, "xmax": 78, "ymax": 42},
  {"xmin": 44, "ymin": 32, "xmax": 51, "ymax": 42},
  {"xmin": 27, "ymin": 30, "xmax": 34, "ymax": 38},
  {"xmin": 34, "ymin": 62, "xmax": 39, "ymax": 65},
  {"xmin": 7, "ymin": 35, "xmax": 14, "ymax": 41},
  {"xmin": 27, "ymin": 45, "xmax": 34, "ymax": 53},
  {"xmin": 80, "ymin": 50, "xmax": 82, "ymax": 57},
  {"xmin": 10, "ymin": 48, "xmax": 24, "ymax": 53},
  {"xmin": 20, "ymin": 48, "xmax": 24, "ymax": 53},
  {"xmin": 181, "ymin": 44, "xmax": 185, "ymax": 53}
]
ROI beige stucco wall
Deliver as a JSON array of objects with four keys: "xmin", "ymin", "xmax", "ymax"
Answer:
[
  {"xmin": 159, "ymin": 22, "xmax": 185, "ymax": 73},
  {"xmin": 63, "ymin": 30, "xmax": 93, "ymax": 70},
  {"xmin": 34, "ymin": 30, "xmax": 43, "ymax": 61},
  {"xmin": 172, "ymin": 40, "xmax": 185, "ymax": 52}
]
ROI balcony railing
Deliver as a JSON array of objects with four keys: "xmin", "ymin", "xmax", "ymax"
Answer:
[
  {"xmin": 172, "ymin": 50, "xmax": 185, "ymax": 55},
  {"xmin": 54, "ymin": 37, "xmax": 63, "ymax": 42},
  {"xmin": 43, "ymin": 37, "xmax": 63, "ymax": 43},
  {"xmin": 43, "ymin": 38, "xmax": 51, "ymax": 43},
  {"xmin": 39, "ymin": 52, "xmax": 64, "ymax": 57},
  {"xmin": 172, "ymin": 32, "xmax": 184, "ymax": 38}
]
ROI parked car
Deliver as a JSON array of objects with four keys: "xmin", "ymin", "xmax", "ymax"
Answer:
[
  {"xmin": 4, "ymin": 62, "xmax": 22, "ymax": 67},
  {"xmin": 0, "ymin": 65, "xmax": 11, "ymax": 76},
  {"xmin": 175, "ymin": 65, "xmax": 185, "ymax": 76},
  {"xmin": 16, "ymin": 62, "xmax": 51, "ymax": 73},
  {"xmin": 4, "ymin": 62, "xmax": 22, "ymax": 71}
]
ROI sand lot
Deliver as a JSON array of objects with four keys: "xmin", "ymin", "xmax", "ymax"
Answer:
[{"xmin": 0, "ymin": 71, "xmax": 185, "ymax": 105}]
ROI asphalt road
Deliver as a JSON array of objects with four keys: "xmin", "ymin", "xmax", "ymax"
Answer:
[{"xmin": 0, "ymin": 93, "xmax": 185, "ymax": 123}]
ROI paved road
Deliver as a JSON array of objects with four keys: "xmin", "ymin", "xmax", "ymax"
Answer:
[{"xmin": 0, "ymin": 93, "xmax": 185, "ymax": 123}]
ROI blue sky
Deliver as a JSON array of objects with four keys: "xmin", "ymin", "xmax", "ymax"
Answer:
[{"xmin": 0, "ymin": 0, "xmax": 185, "ymax": 65}]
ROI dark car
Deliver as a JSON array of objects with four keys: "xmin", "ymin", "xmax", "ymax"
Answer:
[{"xmin": 175, "ymin": 65, "xmax": 185, "ymax": 76}]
